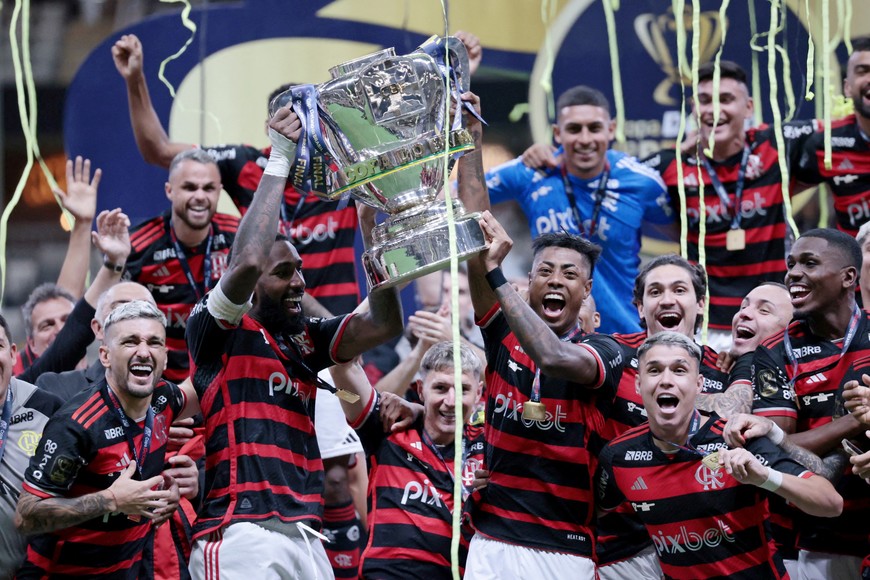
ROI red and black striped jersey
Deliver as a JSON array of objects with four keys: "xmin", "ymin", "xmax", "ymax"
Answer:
[
  {"xmin": 125, "ymin": 211, "xmax": 238, "ymax": 383},
  {"xmin": 597, "ymin": 416, "xmax": 809, "ymax": 579},
  {"xmin": 794, "ymin": 115, "xmax": 870, "ymax": 236},
  {"xmin": 20, "ymin": 380, "xmax": 185, "ymax": 579},
  {"xmin": 751, "ymin": 314, "xmax": 870, "ymax": 556},
  {"xmin": 352, "ymin": 390, "xmax": 484, "ymax": 579},
  {"xmin": 202, "ymin": 144, "xmax": 360, "ymax": 315},
  {"xmin": 597, "ymin": 332, "xmax": 728, "ymax": 565},
  {"xmin": 642, "ymin": 124, "xmax": 806, "ymax": 329},
  {"xmin": 468, "ymin": 305, "xmax": 622, "ymax": 557},
  {"xmin": 185, "ymin": 293, "xmax": 353, "ymax": 541}
]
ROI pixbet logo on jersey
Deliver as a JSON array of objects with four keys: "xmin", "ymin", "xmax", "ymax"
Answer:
[
  {"xmin": 400, "ymin": 479, "xmax": 443, "ymax": 508},
  {"xmin": 651, "ymin": 519, "xmax": 736, "ymax": 555},
  {"xmin": 491, "ymin": 390, "xmax": 567, "ymax": 432}
]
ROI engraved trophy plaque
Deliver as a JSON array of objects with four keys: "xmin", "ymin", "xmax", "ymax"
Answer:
[{"xmin": 270, "ymin": 36, "xmax": 487, "ymax": 290}]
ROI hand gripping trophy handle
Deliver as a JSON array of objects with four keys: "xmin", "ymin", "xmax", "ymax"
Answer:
[{"xmin": 269, "ymin": 36, "xmax": 487, "ymax": 291}]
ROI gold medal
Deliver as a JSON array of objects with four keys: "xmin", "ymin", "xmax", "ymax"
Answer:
[
  {"xmin": 726, "ymin": 228, "xmax": 746, "ymax": 251},
  {"xmin": 702, "ymin": 451, "xmax": 721, "ymax": 471},
  {"xmin": 336, "ymin": 389, "xmax": 361, "ymax": 404},
  {"xmin": 522, "ymin": 401, "xmax": 548, "ymax": 421}
]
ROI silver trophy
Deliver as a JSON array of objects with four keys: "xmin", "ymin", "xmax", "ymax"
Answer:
[{"xmin": 271, "ymin": 36, "xmax": 486, "ymax": 290}]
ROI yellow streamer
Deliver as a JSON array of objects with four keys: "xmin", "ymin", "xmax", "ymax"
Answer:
[
  {"xmin": 704, "ymin": 0, "xmax": 730, "ymax": 159},
  {"xmin": 672, "ymin": 0, "xmax": 689, "ymax": 259},
  {"xmin": 822, "ymin": 0, "xmax": 832, "ymax": 170},
  {"xmin": 690, "ymin": 0, "xmax": 710, "ymax": 344},
  {"xmin": 767, "ymin": 0, "xmax": 801, "ymax": 242},
  {"xmin": 843, "ymin": 0, "xmax": 853, "ymax": 55},
  {"xmin": 436, "ymin": 5, "xmax": 462, "ymax": 580},
  {"xmin": 0, "ymin": 0, "xmax": 35, "ymax": 302},
  {"xmin": 804, "ymin": 0, "xmax": 815, "ymax": 100},
  {"xmin": 748, "ymin": 0, "xmax": 764, "ymax": 126},
  {"xmin": 156, "ymin": 0, "xmax": 197, "ymax": 98},
  {"xmin": 539, "ymin": 0, "xmax": 558, "ymax": 121},
  {"xmin": 601, "ymin": 0, "xmax": 625, "ymax": 144}
]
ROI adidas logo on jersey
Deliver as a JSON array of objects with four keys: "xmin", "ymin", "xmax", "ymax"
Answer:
[
  {"xmin": 805, "ymin": 373, "xmax": 827, "ymax": 384},
  {"xmin": 630, "ymin": 476, "xmax": 649, "ymax": 490},
  {"xmin": 684, "ymin": 172, "xmax": 699, "ymax": 187},
  {"xmin": 838, "ymin": 158, "xmax": 855, "ymax": 170},
  {"xmin": 410, "ymin": 441, "xmax": 422, "ymax": 451}
]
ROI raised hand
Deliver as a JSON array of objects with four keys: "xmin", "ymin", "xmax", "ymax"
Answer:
[
  {"xmin": 92, "ymin": 208, "xmax": 131, "ymax": 265},
  {"xmin": 112, "ymin": 34, "xmax": 144, "ymax": 80},
  {"xmin": 56, "ymin": 156, "xmax": 99, "ymax": 224}
]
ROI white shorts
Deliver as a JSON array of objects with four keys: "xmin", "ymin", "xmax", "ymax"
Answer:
[
  {"xmin": 189, "ymin": 521, "xmax": 335, "ymax": 580},
  {"xmin": 598, "ymin": 545, "xmax": 662, "ymax": 580},
  {"xmin": 463, "ymin": 534, "xmax": 596, "ymax": 580},
  {"xmin": 797, "ymin": 550, "xmax": 862, "ymax": 580},
  {"xmin": 316, "ymin": 370, "xmax": 363, "ymax": 460}
]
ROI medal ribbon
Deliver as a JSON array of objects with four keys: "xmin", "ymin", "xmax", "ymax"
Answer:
[
  {"xmin": 561, "ymin": 164, "xmax": 611, "ymax": 239},
  {"xmin": 285, "ymin": 85, "xmax": 332, "ymax": 194},
  {"xmin": 657, "ymin": 409, "xmax": 710, "ymax": 457},
  {"xmin": 782, "ymin": 303, "xmax": 862, "ymax": 391},
  {"xmin": 0, "ymin": 387, "xmax": 14, "ymax": 464},
  {"xmin": 416, "ymin": 37, "xmax": 487, "ymax": 128},
  {"xmin": 168, "ymin": 219, "xmax": 212, "ymax": 301},
  {"xmin": 103, "ymin": 386, "xmax": 154, "ymax": 478},
  {"xmin": 529, "ymin": 323, "xmax": 584, "ymax": 405},
  {"xmin": 700, "ymin": 146, "xmax": 750, "ymax": 232}
]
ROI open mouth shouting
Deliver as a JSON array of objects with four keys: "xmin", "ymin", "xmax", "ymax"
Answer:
[
  {"xmin": 541, "ymin": 292, "xmax": 567, "ymax": 321},
  {"xmin": 789, "ymin": 283, "xmax": 810, "ymax": 308},
  {"xmin": 283, "ymin": 294, "xmax": 303, "ymax": 315},
  {"xmin": 656, "ymin": 311, "xmax": 683, "ymax": 331},
  {"xmin": 656, "ymin": 392, "xmax": 680, "ymax": 415}
]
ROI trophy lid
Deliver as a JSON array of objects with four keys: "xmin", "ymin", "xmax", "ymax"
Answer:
[{"xmin": 329, "ymin": 47, "xmax": 396, "ymax": 78}]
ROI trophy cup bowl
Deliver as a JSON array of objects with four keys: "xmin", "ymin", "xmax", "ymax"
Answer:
[{"xmin": 270, "ymin": 37, "xmax": 487, "ymax": 290}]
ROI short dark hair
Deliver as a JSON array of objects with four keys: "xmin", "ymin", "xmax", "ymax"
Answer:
[
  {"xmin": 799, "ymin": 228, "xmax": 862, "ymax": 283},
  {"xmin": 168, "ymin": 149, "xmax": 218, "ymax": 176},
  {"xmin": 637, "ymin": 330, "xmax": 702, "ymax": 367},
  {"xmin": 532, "ymin": 232, "xmax": 602, "ymax": 277},
  {"xmin": 22, "ymin": 283, "xmax": 75, "ymax": 338},
  {"xmin": 697, "ymin": 60, "xmax": 749, "ymax": 87},
  {"xmin": 851, "ymin": 36, "xmax": 870, "ymax": 54},
  {"xmin": 633, "ymin": 254, "xmax": 708, "ymax": 332},
  {"xmin": 0, "ymin": 313, "xmax": 12, "ymax": 344},
  {"xmin": 555, "ymin": 86, "xmax": 611, "ymax": 118}
]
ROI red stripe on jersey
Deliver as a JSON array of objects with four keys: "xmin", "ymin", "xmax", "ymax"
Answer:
[
  {"xmin": 81, "ymin": 406, "xmax": 109, "ymax": 430},
  {"xmin": 207, "ymin": 480, "xmax": 323, "ymax": 504},
  {"xmin": 307, "ymin": 282, "xmax": 363, "ymax": 298},
  {"xmin": 71, "ymin": 392, "xmax": 103, "ymax": 424},
  {"xmin": 364, "ymin": 546, "xmax": 450, "ymax": 567},
  {"xmin": 368, "ymin": 507, "xmax": 454, "ymax": 538},
  {"xmin": 492, "ymin": 472, "xmax": 590, "ymax": 502},
  {"xmin": 204, "ymin": 441, "xmax": 316, "ymax": 471},
  {"xmin": 129, "ymin": 219, "xmax": 164, "ymax": 249},
  {"xmin": 478, "ymin": 503, "xmax": 585, "ymax": 532},
  {"xmin": 488, "ymin": 429, "xmax": 593, "ymax": 464},
  {"xmin": 817, "ymin": 150, "xmax": 870, "ymax": 176},
  {"xmin": 705, "ymin": 259, "xmax": 789, "ymax": 277},
  {"xmin": 298, "ymin": 248, "xmax": 356, "ymax": 269}
]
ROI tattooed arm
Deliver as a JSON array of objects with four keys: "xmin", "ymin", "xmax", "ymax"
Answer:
[
  {"xmin": 778, "ymin": 439, "xmax": 850, "ymax": 483},
  {"xmin": 15, "ymin": 462, "xmax": 170, "ymax": 535},
  {"xmin": 695, "ymin": 384, "xmax": 753, "ymax": 418},
  {"xmin": 219, "ymin": 107, "xmax": 301, "ymax": 305}
]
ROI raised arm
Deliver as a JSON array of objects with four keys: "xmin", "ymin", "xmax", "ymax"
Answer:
[
  {"xmin": 333, "ymin": 203, "xmax": 403, "ymax": 360},
  {"xmin": 477, "ymin": 212, "xmax": 601, "ymax": 385},
  {"xmin": 455, "ymin": 91, "xmax": 499, "ymax": 320},
  {"xmin": 55, "ymin": 156, "xmax": 99, "ymax": 298},
  {"xmin": 719, "ymin": 446, "xmax": 843, "ymax": 518},
  {"xmin": 112, "ymin": 34, "xmax": 191, "ymax": 168},
  {"xmin": 219, "ymin": 108, "xmax": 300, "ymax": 305}
]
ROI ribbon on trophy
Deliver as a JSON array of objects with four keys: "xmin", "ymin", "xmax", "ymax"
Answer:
[{"xmin": 416, "ymin": 36, "xmax": 487, "ymax": 129}]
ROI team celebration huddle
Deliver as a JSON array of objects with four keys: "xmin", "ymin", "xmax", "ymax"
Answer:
[{"xmin": 2, "ymin": 20, "xmax": 870, "ymax": 580}]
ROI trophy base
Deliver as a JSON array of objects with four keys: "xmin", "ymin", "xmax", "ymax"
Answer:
[{"xmin": 363, "ymin": 209, "xmax": 486, "ymax": 291}]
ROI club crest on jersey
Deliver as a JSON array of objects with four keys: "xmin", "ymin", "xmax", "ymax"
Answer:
[
  {"xmin": 744, "ymin": 154, "xmax": 763, "ymax": 180},
  {"xmin": 695, "ymin": 463, "xmax": 726, "ymax": 491},
  {"xmin": 755, "ymin": 369, "xmax": 780, "ymax": 399}
]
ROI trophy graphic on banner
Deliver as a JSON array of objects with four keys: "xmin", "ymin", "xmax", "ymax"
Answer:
[
  {"xmin": 635, "ymin": 7, "xmax": 725, "ymax": 106},
  {"xmin": 270, "ymin": 36, "xmax": 487, "ymax": 290}
]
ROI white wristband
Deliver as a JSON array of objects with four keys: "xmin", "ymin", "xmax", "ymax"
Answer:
[
  {"xmin": 758, "ymin": 468, "xmax": 783, "ymax": 492},
  {"xmin": 263, "ymin": 148, "xmax": 291, "ymax": 178},
  {"xmin": 767, "ymin": 423, "xmax": 786, "ymax": 446}
]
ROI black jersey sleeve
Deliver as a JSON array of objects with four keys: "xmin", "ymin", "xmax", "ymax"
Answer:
[
  {"xmin": 751, "ymin": 344, "xmax": 798, "ymax": 420},
  {"xmin": 578, "ymin": 333, "xmax": 624, "ymax": 396},
  {"xmin": 596, "ymin": 443, "xmax": 625, "ymax": 512},
  {"xmin": 24, "ymin": 412, "xmax": 89, "ymax": 495}
]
